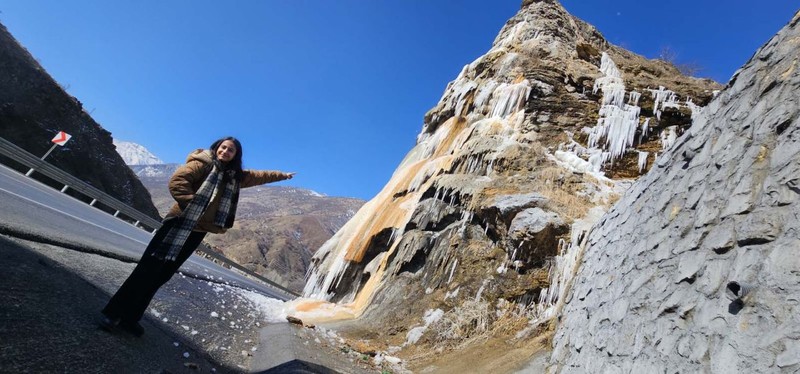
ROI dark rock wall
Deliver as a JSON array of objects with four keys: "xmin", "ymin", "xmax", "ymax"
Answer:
[{"xmin": 0, "ymin": 23, "xmax": 159, "ymax": 219}]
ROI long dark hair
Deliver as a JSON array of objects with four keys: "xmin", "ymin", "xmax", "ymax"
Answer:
[{"xmin": 210, "ymin": 136, "xmax": 244, "ymax": 181}]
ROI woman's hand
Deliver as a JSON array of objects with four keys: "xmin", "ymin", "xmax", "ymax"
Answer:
[{"xmin": 285, "ymin": 172, "xmax": 296, "ymax": 180}]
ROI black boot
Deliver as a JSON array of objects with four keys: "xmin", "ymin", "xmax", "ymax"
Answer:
[
  {"xmin": 119, "ymin": 320, "xmax": 145, "ymax": 337},
  {"xmin": 99, "ymin": 313, "xmax": 120, "ymax": 332}
]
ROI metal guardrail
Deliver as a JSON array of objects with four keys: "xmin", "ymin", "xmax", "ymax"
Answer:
[
  {"xmin": 0, "ymin": 136, "xmax": 299, "ymax": 298},
  {"xmin": 0, "ymin": 137, "xmax": 163, "ymax": 231}
]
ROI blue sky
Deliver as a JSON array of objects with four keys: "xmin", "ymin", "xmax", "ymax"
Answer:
[{"xmin": 1, "ymin": 1, "xmax": 797, "ymax": 199}]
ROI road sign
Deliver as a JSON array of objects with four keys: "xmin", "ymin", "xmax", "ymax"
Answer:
[
  {"xmin": 51, "ymin": 131, "xmax": 72, "ymax": 146},
  {"xmin": 26, "ymin": 131, "xmax": 73, "ymax": 176}
]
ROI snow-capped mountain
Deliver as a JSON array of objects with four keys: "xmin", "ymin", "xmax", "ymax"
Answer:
[{"xmin": 113, "ymin": 140, "xmax": 164, "ymax": 165}]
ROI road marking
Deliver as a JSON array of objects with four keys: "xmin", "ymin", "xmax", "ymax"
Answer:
[{"xmin": 0, "ymin": 186, "xmax": 150, "ymax": 246}]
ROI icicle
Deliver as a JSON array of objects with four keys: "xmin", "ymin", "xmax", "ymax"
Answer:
[
  {"xmin": 660, "ymin": 126, "xmax": 678, "ymax": 150},
  {"xmin": 490, "ymin": 80, "xmax": 532, "ymax": 119},
  {"xmin": 649, "ymin": 86, "xmax": 679, "ymax": 115},
  {"xmin": 685, "ymin": 97, "xmax": 701, "ymax": 119},
  {"xmin": 584, "ymin": 53, "xmax": 642, "ymax": 165},
  {"xmin": 628, "ymin": 91, "xmax": 641, "ymax": 106},
  {"xmin": 474, "ymin": 81, "xmax": 499, "ymax": 112},
  {"xmin": 639, "ymin": 118, "xmax": 650, "ymax": 144},
  {"xmin": 637, "ymin": 151, "xmax": 649, "ymax": 173}
]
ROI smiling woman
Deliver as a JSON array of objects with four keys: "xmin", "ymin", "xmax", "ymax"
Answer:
[
  {"xmin": 99, "ymin": 136, "xmax": 295, "ymax": 337},
  {"xmin": 215, "ymin": 138, "xmax": 238, "ymax": 163}
]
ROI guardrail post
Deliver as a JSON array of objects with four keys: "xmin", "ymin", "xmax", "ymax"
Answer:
[
  {"xmin": 25, "ymin": 168, "xmax": 35, "ymax": 177},
  {"xmin": 89, "ymin": 199, "xmax": 97, "ymax": 206},
  {"xmin": 133, "ymin": 220, "xmax": 140, "ymax": 228},
  {"xmin": 60, "ymin": 185, "xmax": 69, "ymax": 193},
  {"xmin": 113, "ymin": 211, "xmax": 120, "ymax": 217}
]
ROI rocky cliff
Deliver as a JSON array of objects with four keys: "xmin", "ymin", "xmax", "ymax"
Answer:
[
  {"xmin": 550, "ymin": 11, "xmax": 800, "ymax": 373},
  {"xmin": 0, "ymin": 23, "xmax": 159, "ymax": 219},
  {"xmin": 292, "ymin": 0, "xmax": 722, "ymax": 369}
]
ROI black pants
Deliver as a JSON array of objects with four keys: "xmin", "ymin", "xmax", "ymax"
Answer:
[{"xmin": 102, "ymin": 219, "xmax": 206, "ymax": 323}]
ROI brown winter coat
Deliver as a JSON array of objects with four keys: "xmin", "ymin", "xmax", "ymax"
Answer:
[{"xmin": 166, "ymin": 149, "xmax": 290, "ymax": 233}]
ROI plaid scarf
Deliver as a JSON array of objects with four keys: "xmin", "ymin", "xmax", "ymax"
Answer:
[{"xmin": 152, "ymin": 161, "xmax": 240, "ymax": 261}]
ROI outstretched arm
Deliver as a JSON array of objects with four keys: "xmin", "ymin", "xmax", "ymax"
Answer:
[{"xmin": 240, "ymin": 170, "xmax": 295, "ymax": 188}]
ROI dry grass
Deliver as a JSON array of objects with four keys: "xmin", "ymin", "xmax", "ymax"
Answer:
[
  {"xmin": 530, "ymin": 166, "xmax": 593, "ymax": 219},
  {"xmin": 432, "ymin": 299, "xmax": 491, "ymax": 348},
  {"xmin": 407, "ymin": 312, "xmax": 554, "ymax": 374}
]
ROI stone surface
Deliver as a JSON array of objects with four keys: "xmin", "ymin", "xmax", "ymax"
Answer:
[
  {"xmin": 508, "ymin": 207, "xmax": 565, "ymax": 238},
  {"xmin": 550, "ymin": 11, "xmax": 800, "ymax": 373}
]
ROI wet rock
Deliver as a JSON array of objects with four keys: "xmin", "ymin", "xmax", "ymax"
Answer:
[{"xmin": 286, "ymin": 316, "xmax": 304, "ymax": 326}]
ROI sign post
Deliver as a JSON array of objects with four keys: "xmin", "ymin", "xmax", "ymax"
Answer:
[{"xmin": 25, "ymin": 131, "xmax": 72, "ymax": 176}]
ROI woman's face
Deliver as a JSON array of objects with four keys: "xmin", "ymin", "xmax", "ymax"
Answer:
[{"xmin": 216, "ymin": 140, "xmax": 237, "ymax": 162}]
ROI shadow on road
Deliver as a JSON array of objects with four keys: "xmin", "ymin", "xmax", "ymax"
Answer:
[
  {"xmin": 256, "ymin": 359, "xmax": 341, "ymax": 374},
  {"xmin": 0, "ymin": 234, "xmax": 242, "ymax": 373}
]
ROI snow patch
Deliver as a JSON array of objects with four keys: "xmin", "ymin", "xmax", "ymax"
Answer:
[{"xmin": 404, "ymin": 309, "xmax": 444, "ymax": 346}]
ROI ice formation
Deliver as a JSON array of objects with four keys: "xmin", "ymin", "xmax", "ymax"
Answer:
[
  {"xmin": 649, "ymin": 86, "xmax": 679, "ymax": 121},
  {"xmin": 639, "ymin": 118, "xmax": 650, "ymax": 144},
  {"xmin": 637, "ymin": 151, "xmax": 649, "ymax": 174},
  {"xmin": 584, "ymin": 53, "xmax": 643, "ymax": 162},
  {"xmin": 490, "ymin": 80, "xmax": 532, "ymax": 119},
  {"xmin": 404, "ymin": 309, "xmax": 444, "ymax": 346},
  {"xmin": 527, "ymin": 207, "xmax": 606, "ymax": 325},
  {"xmin": 660, "ymin": 126, "xmax": 678, "ymax": 150}
]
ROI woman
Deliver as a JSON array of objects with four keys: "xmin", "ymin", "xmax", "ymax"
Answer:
[{"xmin": 100, "ymin": 136, "xmax": 294, "ymax": 336}]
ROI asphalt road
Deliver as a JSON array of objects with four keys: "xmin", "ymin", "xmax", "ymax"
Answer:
[
  {"xmin": 0, "ymin": 162, "xmax": 290, "ymax": 300},
  {"xmin": 0, "ymin": 162, "xmax": 396, "ymax": 373}
]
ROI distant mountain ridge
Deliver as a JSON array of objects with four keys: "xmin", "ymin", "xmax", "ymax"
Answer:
[{"xmin": 114, "ymin": 140, "xmax": 164, "ymax": 165}]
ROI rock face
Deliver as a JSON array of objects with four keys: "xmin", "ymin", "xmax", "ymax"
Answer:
[
  {"xmin": 0, "ymin": 23, "xmax": 159, "ymax": 219},
  {"xmin": 132, "ymin": 164, "xmax": 364, "ymax": 292},
  {"xmin": 550, "ymin": 12, "xmax": 800, "ymax": 373},
  {"xmin": 298, "ymin": 0, "xmax": 720, "ymax": 362}
]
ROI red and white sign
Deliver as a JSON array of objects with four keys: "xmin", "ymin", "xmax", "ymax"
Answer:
[{"xmin": 51, "ymin": 131, "xmax": 72, "ymax": 146}]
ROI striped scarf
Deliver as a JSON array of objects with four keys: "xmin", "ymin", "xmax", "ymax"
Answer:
[{"xmin": 152, "ymin": 161, "xmax": 239, "ymax": 261}]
